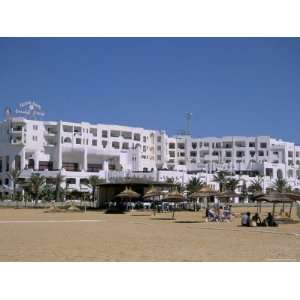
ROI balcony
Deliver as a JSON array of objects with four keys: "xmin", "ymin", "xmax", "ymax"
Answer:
[
  {"xmin": 11, "ymin": 138, "xmax": 24, "ymax": 145},
  {"xmin": 11, "ymin": 127, "xmax": 23, "ymax": 133}
]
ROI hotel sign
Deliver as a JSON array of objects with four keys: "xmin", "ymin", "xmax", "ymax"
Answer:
[{"xmin": 15, "ymin": 100, "xmax": 45, "ymax": 119}]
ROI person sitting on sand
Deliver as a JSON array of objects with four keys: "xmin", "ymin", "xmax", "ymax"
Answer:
[
  {"xmin": 241, "ymin": 212, "xmax": 251, "ymax": 227},
  {"xmin": 264, "ymin": 213, "xmax": 278, "ymax": 227},
  {"xmin": 252, "ymin": 213, "xmax": 262, "ymax": 227}
]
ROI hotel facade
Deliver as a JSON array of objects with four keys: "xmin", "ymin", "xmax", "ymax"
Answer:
[{"xmin": 1, "ymin": 116, "xmax": 300, "ymax": 197}]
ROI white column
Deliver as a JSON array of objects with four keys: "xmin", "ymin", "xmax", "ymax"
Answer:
[
  {"xmin": 21, "ymin": 149, "xmax": 26, "ymax": 170},
  {"xmin": 83, "ymin": 149, "xmax": 88, "ymax": 172},
  {"xmin": 57, "ymin": 121, "xmax": 63, "ymax": 170}
]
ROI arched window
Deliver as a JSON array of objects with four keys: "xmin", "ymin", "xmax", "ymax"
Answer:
[
  {"xmin": 64, "ymin": 137, "xmax": 72, "ymax": 143},
  {"xmin": 277, "ymin": 169, "xmax": 283, "ymax": 179}
]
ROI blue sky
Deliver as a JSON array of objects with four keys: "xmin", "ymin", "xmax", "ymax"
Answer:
[{"xmin": 0, "ymin": 38, "xmax": 300, "ymax": 142}]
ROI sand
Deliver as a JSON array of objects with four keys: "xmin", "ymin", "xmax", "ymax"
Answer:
[{"xmin": 0, "ymin": 207, "xmax": 299, "ymax": 262}]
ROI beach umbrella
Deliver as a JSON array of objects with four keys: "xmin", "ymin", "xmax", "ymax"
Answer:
[
  {"xmin": 116, "ymin": 186, "xmax": 141, "ymax": 199},
  {"xmin": 216, "ymin": 191, "xmax": 239, "ymax": 204},
  {"xmin": 189, "ymin": 186, "xmax": 217, "ymax": 210},
  {"xmin": 164, "ymin": 190, "xmax": 185, "ymax": 219},
  {"xmin": 143, "ymin": 186, "xmax": 164, "ymax": 215},
  {"xmin": 143, "ymin": 186, "xmax": 163, "ymax": 200},
  {"xmin": 116, "ymin": 187, "xmax": 141, "ymax": 210},
  {"xmin": 189, "ymin": 186, "xmax": 217, "ymax": 198},
  {"xmin": 253, "ymin": 192, "xmax": 295, "ymax": 217}
]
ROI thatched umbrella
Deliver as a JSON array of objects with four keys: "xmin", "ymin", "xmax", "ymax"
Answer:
[
  {"xmin": 164, "ymin": 190, "xmax": 185, "ymax": 219},
  {"xmin": 190, "ymin": 186, "xmax": 217, "ymax": 209},
  {"xmin": 143, "ymin": 186, "xmax": 164, "ymax": 215},
  {"xmin": 217, "ymin": 191, "xmax": 239, "ymax": 203},
  {"xmin": 253, "ymin": 192, "xmax": 295, "ymax": 217},
  {"xmin": 143, "ymin": 186, "xmax": 163, "ymax": 200},
  {"xmin": 116, "ymin": 187, "xmax": 141, "ymax": 210}
]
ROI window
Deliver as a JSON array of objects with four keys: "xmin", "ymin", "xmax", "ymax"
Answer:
[
  {"xmin": 90, "ymin": 128, "xmax": 97, "ymax": 137},
  {"xmin": 102, "ymin": 141, "xmax": 108, "ymax": 148},
  {"xmin": 33, "ymin": 125, "xmax": 38, "ymax": 130},
  {"xmin": 204, "ymin": 142, "xmax": 209, "ymax": 147},
  {"xmin": 260, "ymin": 143, "xmax": 267, "ymax": 149},
  {"xmin": 288, "ymin": 151, "xmax": 293, "ymax": 158},
  {"xmin": 169, "ymin": 151, "xmax": 175, "ymax": 158},
  {"xmin": 111, "ymin": 130, "xmax": 120, "ymax": 138},
  {"xmin": 80, "ymin": 178, "xmax": 89, "ymax": 185},
  {"xmin": 143, "ymin": 146, "xmax": 147, "ymax": 152},
  {"xmin": 266, "ymin": 168, "xmax": 273, "ymax": 177},
  {"xmin": 235, "ymin": 141, "xmax": 245, "ymax": 147},
  {"xmin": 143, "ymin": 136, "xmax": 147, "ymax": 143},
  {"xmin": 157, "ymin": 136, "xmax": 162, "ymax": 143},
  {"xmin": 250, "ymin": 151, "xmax": 256, "ymax": 157},
  {"xmin": 224, "ymin": 143, "xmax": 232, "ymax": 149},
  {"xmin": 112, "ymin": 141, "xmax": 120, "ymax": 149},
  {"xmin": 63, "ymin": 163, "xmax": 79, "ymax": 172},
  {"xmin": 157, "ymin": 145, "xmax": 161, "ymax": 151},
  {"xmin": 64, "ymin": 137, "xmax": 72, "ymax": 143},
  {"xmin": 216, "ymin": 143, "xmax": 221, "ymax": 149},
  {"xmin": 76, "ymin": 138, "xmax": 81, "ymax": 145},
  {"xmin": 102, "ymin": 130, "xmax": 108, "ymax": 138},
  {"xmin": 225, "ymin": 151, "xmax": 232, "ymax": 158},
  {"xmin": 134, "ymin": 133, "xmax": 141, "ymax": 141},
  {"xmin": 157, "ymin": 155, "xmax": 162, "ymax": 161},
  {"xmin": 192, "ymin": 142, "xmax": 197, "ymax": 149},
  {"xmin": 6, "ymin": 156, "xmax": 9, "ymax": 172},
  {"xmin": 169, "ymin": 143, "xmax": 175, "ymax": 149},
  {"xmin": 236, "ymin": 151, "xmax": 245, "ymax": 158},
  {"xmin": 178, "ymin": 143, "xmax": 185, "ymax": 150},
  {"xmin": 122, "ymin": 142, "xmax": 129, "ymax": 150},
  {"xmin": 39, "ymin": 161, "xmax": 53, "ymax": 171},
  {"xmin": 88, "ymin": 164, "xmax": 102, "ymax": 172},
  {"xmin": 66, "ymin": 178, "xmax": 76, "ymax": 185},
  {"xmin": 92, "ymin": 139, "xmax": 97, "ymax": 146},
  {"xmin": 273, "ymin": 151, "xmax": 279, "ymax": 155},
  {"xmin": 212, "ymin": 151, "xmax": 219, "ymax": 156},
  {"xmin": 122, "ymin": 131, "xmax": 132, "ymax": 139},
  {"xmin": 190, "ymin": 151, "xmax": 197, "ymax": 157},
  {"xmin": 32, "ymin": 136, "xmax": 38, "ymax": 142},
  {"xmin": 249, "ymin": 142, "xmax": 256, "ymax": 148},
  {"xmin": 0, "ymin": 159, "xmax": 2, "ymax": 172},
  {"xmin": 258, "ymin": 151, "xmax": 264, "ymax": 157}
]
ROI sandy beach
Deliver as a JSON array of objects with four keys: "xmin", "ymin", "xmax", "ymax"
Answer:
[{"xmin": 0, "ymin": 207, "xmax": 299, "ymax": 262}]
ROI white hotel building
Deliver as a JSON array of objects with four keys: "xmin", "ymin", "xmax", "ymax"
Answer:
[{"xmin": 1, "ymin": 115, "xmax": 300, "ymax": 195}]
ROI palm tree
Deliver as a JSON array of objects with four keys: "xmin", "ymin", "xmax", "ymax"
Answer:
[
  {"xmin": 273, "ymin": 178, "xmax": 289, "ymax": 193},
  {"xmin": 87, "ymin": 176, "xmax": 105, "ymax": 204},
  {"xmin": 186, "ymin": 177, "xmax": 205, "ymax": 211},
  {"xmin": 225, "ymin": 178, "xmax": 240, "ymax": 192},
  {"xmin": 248, "ymin": 177, "xmax": 263, "ymax": 194},
  {"xmin": 186, "ymin": 177, "xmax": 205, "ymax": 194},
  {"xmin": 213, "ymin": 171, "xmax": 230, "ymax": 192},
  {"xmin": 7, "ymin": 169, "xmax": 21, "ymax": 208},
  {"xmin": 54, "ymin": 173, "xmax": 65, "ymax": 202},
  {"xmin": 272, "ymin": 178, "xmax": 291, "ymax": 212},
  {"xmin": 29, "ymin": 174, "xmax": 46, "ymax": 205}
]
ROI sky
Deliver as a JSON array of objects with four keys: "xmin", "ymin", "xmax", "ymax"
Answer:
[{"xmin": 0, "ymin": 38, "xmax": 300, "ymax": 142}]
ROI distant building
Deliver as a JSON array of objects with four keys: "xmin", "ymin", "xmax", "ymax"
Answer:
[{"xmin": 1, "ymin": 114, "xmax": 300, "ymax": 196}]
